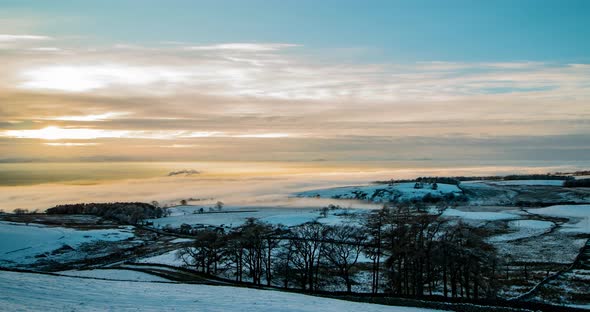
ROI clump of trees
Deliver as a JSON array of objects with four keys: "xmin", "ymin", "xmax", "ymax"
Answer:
[
  {"xmin": 377, "ymin": 173, "xmax": 573, "ymax": 185},
  {"xmin": 364, "ymin": 205, "xmax": 498, "ymax": 299},
  {"xmin": 46, "ymin": 202, "xmax": 166, "ymax": 224},
  {"xmin": 379, "ymin": 177, "xmax": 462, "ymax": 186},
  {"xmin": 174, "ymin": 204, "xmax": 500, "ymax": 299},
  {"xmin": 563, "ymin": 178, "xmax": 590, "ymax": 187},
  {"xmin": 12, "ymin": 208, "xmax": 31, "ymax": 215}
]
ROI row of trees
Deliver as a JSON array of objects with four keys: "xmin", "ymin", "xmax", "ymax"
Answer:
[
  {"xmin": 175, "ymin": 205, "xmax": 500, "ymax": 299},
  {"xmin": 377, "ymin": 174, "xmax": 573, "ymax": 185},
  {"xmin": 46, "ymin": 202, "xmax": 167, "ymax": 224},
  {"xmin": 563, "ymin": 178, "xmax": 590, "ymax": 187}
]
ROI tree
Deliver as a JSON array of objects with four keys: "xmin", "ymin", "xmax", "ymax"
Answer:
[
  {"xmin": 290, "ymin": 222, "xmax": 326, "ymax": 292},
  {"xmin": 180, "ymin": 199, "xmax": 188, "ymax": 206},
  {"xmin": 231, "ymin": 218, "xmax": 278, "ymax": 286},
  {"xmin": 322, "ymin": 225, "xmax": 366, "ymax": 292},
  {"xmin": 13, "ymin": 208, "xmax": 29, "ymax": 215},
  {"xmin": 215, "ymin": 201, "xmax": 224, "ymax": 211},
  {"xmin": 178, "ymin": 228, "xmax": 227, "ymax": 274},
  {"xmin": 365, "ymin": 206, "xmax": 387, "ymax": 293}
]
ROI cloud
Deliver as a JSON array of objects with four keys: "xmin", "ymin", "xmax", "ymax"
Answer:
[
  {"xmin": 0, "ymin": 34, "xmax": 52, "ymax": 42},
  {"xmin": 29, "ymin": 47, "xmax": 62, "ymax": 52},
  {"xmin": 18, "ymin": 64, "xmax": 192, "ymax": 92},
  {"xmin": 159, "ymin": 144, "xmax": 199, "ymax": 148},
  {"xmin": 1, "ymin": 41, "xmax": 589, "ymax": 163},
  {"xmin": 13, "ymin": 49, "xmax": 590, "ymax": 103},
  {"xmin": 42, "ymin": 112, "xmax": 131, "ymax": 122},
  {"xmin": 44, "ymin": 142, "xmax": 99, "ymax": 146},
  {"xmin": 233, "ymin": 133, "xmax": 291, "ymax": 138},
  {"xmin": 0, "ymin": 126, "xmax": 295, "ymax": 140},
  {"xmin": 1, "ymin": 126, "xmax": 131, "ymax": 140},
  {"xmin": 184, "ymin": 43, "xmax": 300, "ymax": 52}
]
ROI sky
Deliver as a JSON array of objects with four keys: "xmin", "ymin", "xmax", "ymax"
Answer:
[{"xmin": 0, "ymin": 0, "xmax": 589, "ymax": 164}]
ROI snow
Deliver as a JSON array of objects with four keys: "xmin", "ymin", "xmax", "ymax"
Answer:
[
  {"xmin": 0, "ymin": 221, "xmax": 134, "ymax": 265},
  {"xmin": 150, "ymin": 206, "xmax": 366, "ymax": 229},
  {"xmin": 260, "ymin": 213, "xmax": 320, "ymax": 226},
  {"xmin": 485, "ymin": 180, "xmax": 566, "ymax": 186},
  {"xmin": 58, "ymin": 269, "xmax": 170, "ymax": 282},
  {"xmin": 296, "ymin": 183, "xmax": 462, "ymax": 203},
  {"xmin": 488, "ymin": 220, "xmax": 554, "ymax": 242},
  {"xmin": 442, "ymin": 208, "xmax": 518, "ymax": 221},
  {"xmin": 137, "ymin": 250, "xmax": 185, "ymax": 267},
  {"xmin": 170, "ymin": 238, "xmax": 194, "ymax": 243},
  {"xmin": 527, "ymin": 205, "xmax": 590, "ymax": 233},
  {"xmin": 0, "ymin": 270, "xmax": 442, "ymax": 312}
]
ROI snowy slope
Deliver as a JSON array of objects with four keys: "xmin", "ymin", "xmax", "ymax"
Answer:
[
  {"xmin": 137, "ymin": 250, "xmax": 184, "ymax": 266},
  {"xmin": 527, "ymin": 205, "xmax": 590, "ymax": 233},
  {"xmin": 0, "ymin": 221, "xmax": 134, "ymax": 266},
  {"xmin": 149, "ymin": 206, "xmax": 365, "ymax": 229},
  {"xmin": 485, "ymin": 180, "xmax": 566, "ymax": 186},
  {"xmin": 296, "ymin": 183, "xmax": 462, "ymax": 203},
  {"xmin": 0, "ymin": 270, "xmax": 442, "ymax": 312},
  {"xmin": 58, "ymin": 269, "xmax": 170, "ymax": 282},
  {"xmin": 441, "ymin": 208, "xmax": 519, "ymax": 221},
  {"xmin": 488, "ymin": 220, "xmax": 554, "ymax": 242}
]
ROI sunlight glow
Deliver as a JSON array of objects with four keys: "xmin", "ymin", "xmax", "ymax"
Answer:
[
  {"xmin": 234, "ymin": 133, "xmax": 291, "ymax": 138},
  {"xmin": 0, "ymin": 126, "xmax": 293, "ymax": 140},
  {"xmin": 19, "ymin": 65, "xmax": 190, "ymax": 92},
  {"xmin": 1, "ymin": 126, "xmax": 128, "ymax": 140},
  {"xmin": 44, "ymin": 142, "xmax": 99, "ymax": 146},
  {"xmin": 43, "ymin": 112, "xmax": 131, "ymax": 122}
]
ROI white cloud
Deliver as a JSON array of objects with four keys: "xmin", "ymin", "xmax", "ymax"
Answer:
[
  {"xmin": 19, "ymin": 65, "xmax": 191, "ymax": 92},
  {"xmin": 29, "ymin": 47, "xmax": 62, "ymax": 52},
  {"xmin": 0, "ymin": 34, "xmax": 52, "ymax": 42},
  {"xmin": 233, "ymin": 133, "xmax": 291, "ymax": 138},
  {"xmin": 184, "ymin": 43, "xmax": 300, "ymax": 52},
  {"xmin": 44, "ymin": 142, "xmax": 100, "ymax": 146},
  {"xmin": 159, "ymin": 144, "xmax": 199, "ymax": 148},
  {"xmin": 0, "ymin": 126, "xmax": 295, "ymax": 141},
  {"xmin": 42, "ymin": 112, "xmax": 131, "ymax": 122},
  {"xmin": 1, "ymin": 126, "xmax": 130, "ymax": 140},
  {"xmin": 8, "ymin": 42, "xmax": 590, "ymax": 104}
]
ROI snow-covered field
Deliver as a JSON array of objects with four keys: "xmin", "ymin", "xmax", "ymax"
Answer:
[
  {"xmin": 57, "ymin": 269, "xmax": 170, "ymax": 282},
  {"xmin": 137, "ymin": 250, "xmax": 184, "ymax": 266},
  {"xmin": 0, "ymin": 221, "xmax": 134, "ymax": 266},
  {"xmin": 296, "ymin": 182, "xmax": 462, "ymax": 203},
  {"xmin": 442, "ymin": 208, "xmax": 518, "ymax": 221},
  {"xmin": 528, "ymin": 205, "xmax": 590, "ymax": 233},
  {"xmin": 484, "ymin": 180, "xmax": 566, "ymax": 186},
  {"xmin": 488, "ymin": 220, "xmax": 554, "ymax": 242},
  {"xmin": 0, "ymin": 270, "xmax": 441, "ymax": 312},
  {"xmin": 150, "ymin": 206, "xmax": 366, "ymax": 229}
]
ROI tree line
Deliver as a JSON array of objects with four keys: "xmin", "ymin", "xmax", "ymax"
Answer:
[
  {"xmin": 173, "ymin": 204, "xmax": 500, "ymax": 299},
  {"xmin": 375, "ymin": 174, "xmax": 573, "ymax": 185},
  {"xmin": 46, "ymin": 202, "xmax": 167, "ymax": 224},
  {"xmin": 563, "ymin": 178, "xmax": 590, "ymax": 187}
]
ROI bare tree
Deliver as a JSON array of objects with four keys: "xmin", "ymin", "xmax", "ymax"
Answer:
[
  {"xmin": 290, "ymin": 222, "xmax": 326, "ymax": 292},
  {"xmin": 322, "ymin": 225, "xmax": 366, "ymax": 292}
]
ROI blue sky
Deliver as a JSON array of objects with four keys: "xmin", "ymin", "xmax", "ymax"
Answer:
[{"xmin": 2, "ymin": 0, "xmax": 589, "ymax": 62}]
